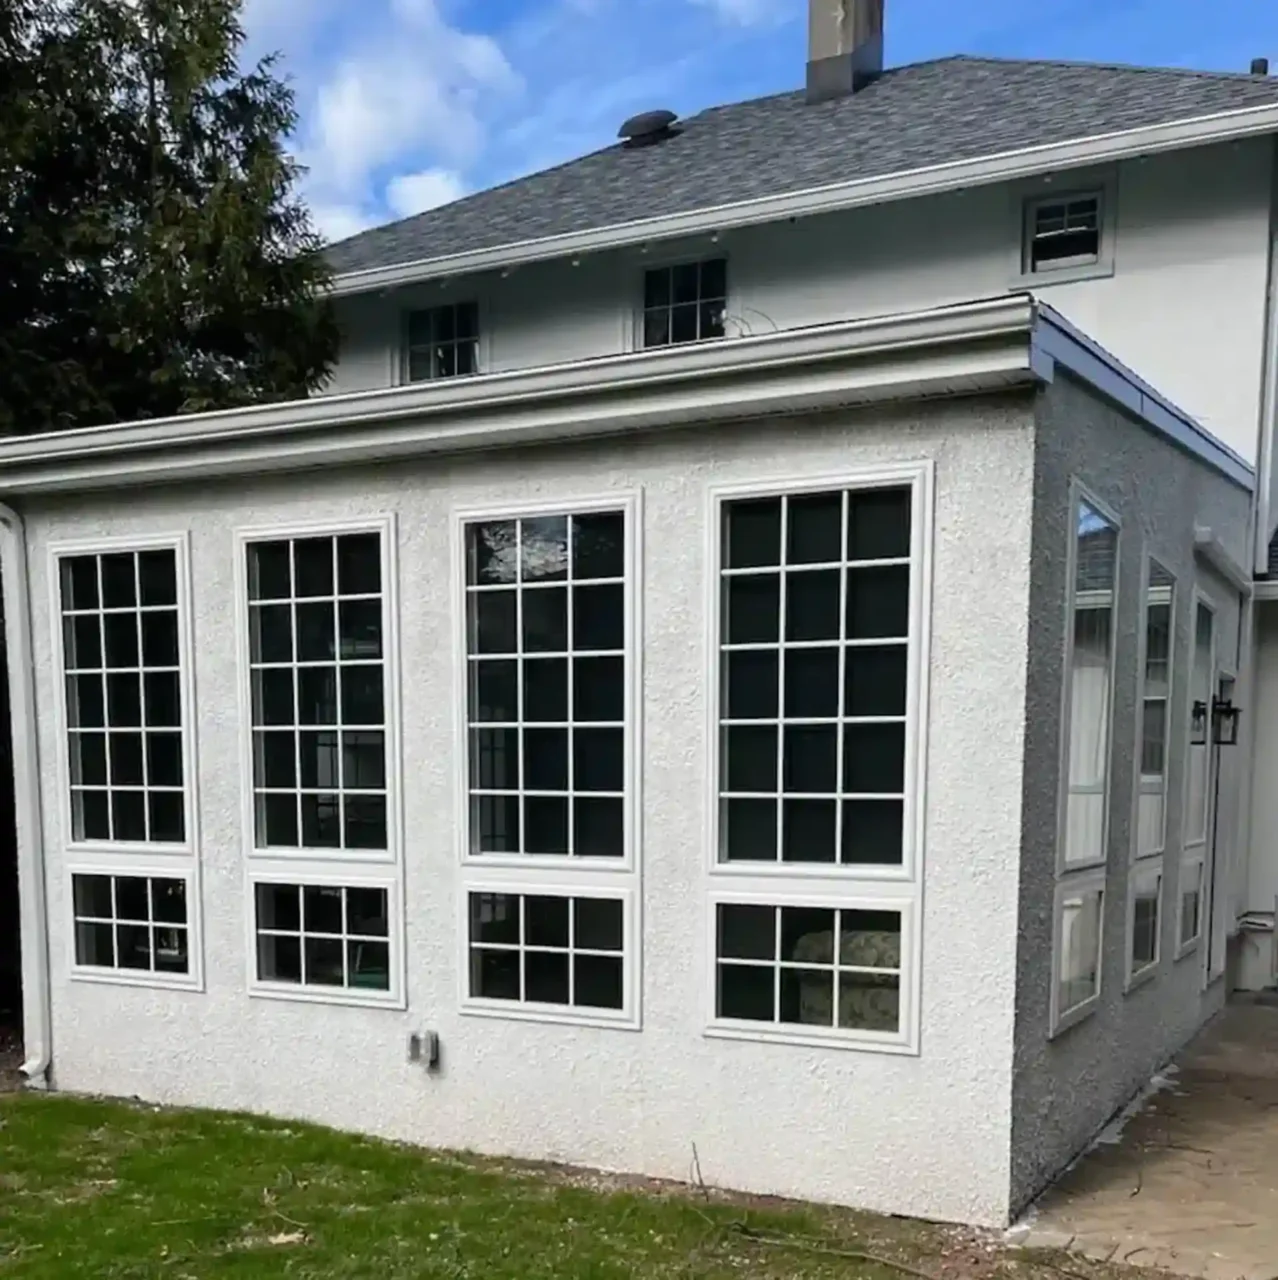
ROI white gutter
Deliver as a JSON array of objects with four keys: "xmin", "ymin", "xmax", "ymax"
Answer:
[
  {"xmin": 0, "ymin": 504, "xmax": 50, "ymax": 1087},
  {"xmin": 1253, "ymin": 135, "xmax": 1278, "ymax": 574},
  {"xmin": 330, "ymin": 101, "xmax": 1278, "ymax": 296}
]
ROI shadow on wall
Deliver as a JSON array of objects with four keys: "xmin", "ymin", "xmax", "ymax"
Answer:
[{"xmin": 0, "ymin": 584, "xmax": 19, "ymax": 1030}]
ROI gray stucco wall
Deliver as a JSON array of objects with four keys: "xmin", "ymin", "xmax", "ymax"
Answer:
[{"xmin": 1010, "ymin": 372, "xmax": 1250, "ymax": 1213}]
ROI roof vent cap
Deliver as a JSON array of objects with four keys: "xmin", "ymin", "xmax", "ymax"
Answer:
[
  {"xmin": 618, "ymin": 109, "xmax": 680, "ymax": 147},
  {"xmin": 1251, "ymin": 56, "xmax": 1270, "ymax": 75}
]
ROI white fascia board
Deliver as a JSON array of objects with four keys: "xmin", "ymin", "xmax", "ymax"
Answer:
[
  {"xmin": 1194, "ymin": 525, "xmax": 1254, "ymax": 595},
  {"xmin": 329, "ymin": 103, "xmax": 1278, "ymax": 296},
  {"xmin": 0, "ymin": 296, "xmax": 1038, "ymax": 495}
]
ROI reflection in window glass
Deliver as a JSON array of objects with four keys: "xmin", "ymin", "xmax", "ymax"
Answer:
[
  {"xmin": 1131, "ymin": 863, "xmax": 1161, "ymax": 977},
  {"xmin": 1059, "ymin": 885, "xmax": 1102, "ymax": 1015},
  {"xmin": 1137, "ymin": 561, "xmax": 1174, "ymax": 857},
  {"xmin": 1186, "ymin": 603, "xmax": 1214, "ymax": 846}
]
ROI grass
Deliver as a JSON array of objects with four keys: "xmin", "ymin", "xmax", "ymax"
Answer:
[{"xmin": 0, "ymin": 1092, "xmax": 1144, "ymax": 1279}]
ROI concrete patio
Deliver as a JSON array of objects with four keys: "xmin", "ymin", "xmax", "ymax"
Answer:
[{"xmin": 1017, "ymin": 1000, "xmax": 1278, "ymax": 1279}]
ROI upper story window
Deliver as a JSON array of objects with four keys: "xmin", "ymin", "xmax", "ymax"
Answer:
[
  {"xmin": 642, "ymin": 259, "xmax": 726, "ymax": 348},
  {"xmin": 1024, "ymin": 192, "xmax": 1102, "ymax": 274},
  {"xmin": 404, "ymin": 301, "xmax": 479, "ymax": 381}
]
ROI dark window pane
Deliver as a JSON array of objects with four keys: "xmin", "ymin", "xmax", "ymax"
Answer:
[
  {"xmin": 109, "ymin": 732, "xmax": 144, "ymax": 785},
  {"xmin": 572, "ymin": 512, "xmax": 624, "ymax": 579},
  {"xmin": 261, "ymin": 794, "xmax": 299, "ymax": 847},
  {"xmin": 724, "ymin": 650, "xmax": 778, "ymax": 719},
  {"xmin": 348, "ymin": 888, "xmax": 388, "ymax": 937},
  {"xmin": 469, "ymin": 592, "xmax": 517, "ymax": 655},
  {"xmin": 575, "ymin": 898, "xmax": 623, "ymax": 951},
  {"xmin": 781, "ymin": 906, "xmax": 835, "ymax": 963},
  {"xmin": 844, "ymin": 723, "xmax": 906, "ymax": 793},
  {"xmin": 342, "ymin": 730, "xmax": 385, "ymax": 789},
  {"xmin": 456, "ymin": 301, "xmax": 479, "ymax": 340},
  {"xmin": 840, "ymin": 910, "xmax": 902, "ymax": 968},
  {"xmin": 526, "ymin": 895, "xmax": 569, "ymax": 947},
  {"xmin": 473, "ymin": 947, "xmax": 520, "ymax": 999},
  {"xmin": 303, "ymin": 885, "xmax": 343, "ymax": 934},
  {"xmin": 520, "ymin": 516, "xmax": 568, "ymax": 583},
  {"xmin": 787, "ymin": 492, "xmax": 843, "ymax": 564},
  {"xmin": 260, "ymin": 934, "xmax": 302, "ymax": 983},
  {"xmin": 257, "ymin": 881, "xmax": 300, "ymax": 931},
  {"xmin": 103, "ymin": 615, "xmax": 139, "ymax": 669},
  {"xmin": 249, "ymin": 543, "xmax": 292, "ymax": 600},
  {"xmin": 300, "ymin": 794, "xmax": 341, "ymax": 848},
  {"xmin": 718, "ymin": 904, "xmax": 774, "ymax": 960},
  {"xmin": 298, "ymin": 730, "xmax": 339, "ymax": 789},
  {"xmin": 722, "ymin": 797, "xmax": 776, "ymax": 860},
  {"xmin": 254, "ymin": 669, "xmax": 295, "ymax": 726},
  {"xmin": 718, "ymin": 964, "xmax": 774, "ymax": 1021},
  {"xmin": 468, "ymin": 522, "xmax": 518, "ymax": 585},
  {"xmin": 724, "ymin": 724, "xmax": 777, "ymax": 793},
  {"xmin": 141, "ymin": 611, "xmax": 179, "ymax": 668},
  {"xmin": 642, "ymin": 309, "xmax": 670, "ymax": 348},
  {"xmin": 138, "ymin": 550, "xmax": 177, "ymax": 606},
  {"xmin": 475, "ymin": 794, "xmax": 520, "ymax": 853},
  {"xmin": 524, "ymin": 658, "xmax": 567, "ymax": 722},
  {"xmin": 842, "ymin": 799, "xmax": 904, "ymax": 865},
  {"xmin": 100, "ymin": 554, "xmax": 136, "ymax": 607},
  {"xmin": 782, "ymin": 798, "xmax": 837, "ymax": 862},
  {"xmin": 724, "ymin": 499, "xmax": 781, "ymax": 569},
  {"xmin": 69, "ymin": 675, "xmax": 105, "ymax": 728},
  {"xmin": 305, "ymin": 936, "xmax": 345, "ymax": 986},
  {"xmin": 783, "ymin": 725, "xmax": 838, "ymax": 793},
  {"xmin": 780, "ymin": 968, "xmax": 833, "ymax": 1026},
  {"xmin": 73, "ymin": 873, "xmax": 114, "ymax": 918},
  {"xmin": 784, "ymin": 648, "xmax": 839, "ymax": 717},
  {"xmin": 114, "ymin": 875, "xmax": 149, "ymax": 920},
  {"xmin": 251, "ymin": 604, "xmax": 293, "ymax": 663},
  {"xmin": 298, "ymin": 667, "xmax": 338, "ymax": 725},
  {"xmin": 524, "ymin": 796, "xmax": 568, "ymax": 854},
  {"xmin": 845, "ymin": 647, "xmax": 907, "ymax": 717},
  {"xmin": 65, "ymin": 616, "xmax": 102, "ymax": 670},
  {"xmin": 293, "ymin": 538, "xmax": 334, "ymax": 597},
  {"xmin": 848, "ymin": 489, "xmax": 910, "ymax": 560},
  {"xmin": 152, "ymin": 927, "xmax": 188, "ymax": 973},
  {"xmin": 338, "ymin": 600, "xmax": 382, "ymax": 660},
  {"xmin": 573, "ymin": 584, "xmax": 623, "ymax": 651},
  {"xmin": 575, "ymin": 955, "xmax": 623, "ymax": 1009},
  {"xmin": 671, "ymin": 304, "xmax": 698, "ymax": 343},
  {"xmin": 148, "ymin": 791, "xmax": 184, "ymax": 843},
  {"xmin": 71, "ymin": 733, "xmax": 107, "ymax": 786},
  {"xmin": 672, "ymin": 262, "xmax": 699, "ymax": 303},
  {"xmin": 574, "ymin": 797, "xmax": 623, "ymax": 857},
  {"xmin": 296, "ymin": 601, "xmax": 336, "ymax": 661},
  {"xmin": 701, "ymin": 257, "xmax": 727, "ymax": 299},
  {"xmin": 573, "ymin": 656, "xmax": 624, "ymax": 722},
  {"xmin": 522, "ymin": 587, "xmax": 567, "ymax": 653},
  {"xmin": 337, "ymin": 534, "xmax": 381, "ymax": 595},
  {"xmin": 77, "ymin": 791, "xmax": 110, "ymax": 840},
  {"xmin": 724, "ymin": 575, "xmax": 779, "ymax": 644},
  {"xmin": 786, "ymin": 570, "xmax": 841, "ymax": 641},
  {"xmin": 152, "ymin": 879, "xmax": 187, "ymax": 924},
  {"xmin": 117, "ymin": 923, "xmax": 152, "ymax": 970},
  {"xmin": 111, "ymin": 790, "xmax": 146, "ymax": 842},
  {"xmin": 349, "ymin": 940, "xmax": 389, "ymax": 990},
  {"xmin": 62, "ymin": 557, "xmax": 99, "ymax": 610},
  {"xmin": 846, "ymin": 565, "xmax": 910, "ymax": 639},
  {"xmin": 473, "ymin": 660, "xmax": 519, "ymax": 722},
  {"xmin": 142, "ymin": 672, "xmax": 179, "ymax": 727},
  {"xmin": 838, "ymin": 973, "xmax": 900, "ymax": 1032},
  {"xmin": 526, "ymin": 950, "xmax": 570, "ymax": 1004},
  {"xmin": 644, "ymin": 267, "xmax": 670, "ymax": 309},
  {"xmin": 340, "ymin": 666, "xmax": 383, "ymax": 726},
  {"xmin": 524, "ymin": 728, "xmax": 568, "ymax": 791},
  {"xmin": 574, "ymin": 728, "xmax": 623, "ymax": 792},
  {"xmin": 471, "ymin": 893, "xmax": 520, "ymax": 945},
  {"xmin": 344, "ymin": 795, "xmax": 387, "ymax": 849},
  {"xmin": 699, "ymin": 300, "xmax": 725, "ymax": 339},
  {"xmin": 76, "ymin": 920, "xmax": 115, "ymax": 966},
  {"xmin": 434, "ymin": 304, "xmax": 455, "ymax": 342},
  {"xmin": 255, "ymin": 730, "xmax": 295, "ymax": 788}
]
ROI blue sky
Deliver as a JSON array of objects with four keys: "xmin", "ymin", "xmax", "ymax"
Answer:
[{"xmin": 240, "ymin": 0, "xmax": 1278, "ymax": 242}]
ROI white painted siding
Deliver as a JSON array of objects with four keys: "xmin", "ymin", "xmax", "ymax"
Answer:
[{"xmin": 328, "ymin": 140, "xmax": 1274, "ymax": 464}]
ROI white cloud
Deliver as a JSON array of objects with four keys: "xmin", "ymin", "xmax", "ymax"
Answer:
[
  {"xmin": 385, "ymin": 168, "xmax": 467, "ymax": 217},
  {"xmin": 310, "ymin": 203, "xmax": 380, "ymax": 244}
]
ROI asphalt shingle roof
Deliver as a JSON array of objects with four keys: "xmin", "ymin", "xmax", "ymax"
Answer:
[{"xmin": 326, "ymin": 55, "xmax": 1278, "ymax": 277}]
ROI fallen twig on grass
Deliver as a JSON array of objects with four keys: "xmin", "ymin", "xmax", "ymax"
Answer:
[{"xmin": 730, "ymin": 1223, "xmax": 937, "ymax": 1280}]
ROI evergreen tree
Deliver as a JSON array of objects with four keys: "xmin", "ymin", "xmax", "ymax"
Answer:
[{"xmin": 0, "ymin": 0, "xmax": 337, "ymax": 433}]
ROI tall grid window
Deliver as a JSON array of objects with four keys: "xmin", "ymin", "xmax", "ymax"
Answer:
[
  {"xmin": 59, "ymin": 548, "xmax": 186, "ymax": 844},
  {"xmin": 464, "ymin": 511, "xmax": 627, "ymax": 858},
  {"xmin": 72, "ymin": 873, "xmax": 189, "ymax": 975},
  {"xmin": 717, "ymin": 486, "xmax": 912, "ymax": 866},
  {"xmin": 642, "ymin": 259, "xmax": 727, "ymax": 348},
  {"xmin": 405, "ymin": 302, "xmax": 479, "ymax": 381},
  {"xmin": 254, "ymin": 882, "xmax": 390, "ymax": 992},
  {"xmin": 1025, "ymin": 193, "xmax": 1102, "ymax": 273},
  {"xmin": 1180, "ymin": 599, "xmax": 1214, "ymax": 952},
  {"xmin": 246, "ymin": 532, "xmax": 388, "ymax": 853}
]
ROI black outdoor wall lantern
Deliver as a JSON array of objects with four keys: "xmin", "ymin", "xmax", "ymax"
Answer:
[{"xmin": 1191, "ymin": 697, "xmax": 1241, "ymax": 747}]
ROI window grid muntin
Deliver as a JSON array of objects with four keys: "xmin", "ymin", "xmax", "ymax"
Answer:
[
  {"xmin": 1028, "ymin": 193, "xmax": 1102, "ymax": 272},
  {"xmin": 717, "ymin": 487, "xmax": 912, "ymax": 865},
  {"xmin": 641, "ymin": 258, "xmax": 727, "ymax": 348},
  {"xmin": 464, "ymin": 511, "xmax": 627, "ymax": 859},
  {"xmin": 71, "ymin": 872, "xmax": 189, "ymax": 975},
  {"xmin": 246, "ymin": 532, "xmax": 388, "ymax": 854},
  {"xmin": 59, "ymin": 549, "xmax": 186, "ymax": 845},
  {"xmin": 405, "ymin": 302, "xmax": 479, "ymax": 382}
]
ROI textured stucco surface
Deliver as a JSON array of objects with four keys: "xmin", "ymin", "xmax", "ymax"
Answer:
[
  {"xmin": 1010, "ymin": 373, "xmax": 1249, "ymax": 1214},
  {"xmin": 22, "ymin": 396, "xmax": 1038, "ymax": 1227}
]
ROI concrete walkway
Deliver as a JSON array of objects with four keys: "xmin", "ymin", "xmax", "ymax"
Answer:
[{"xmin": 1018, "ymin": 1001, "xmax": 1278, "ymax": 1280}]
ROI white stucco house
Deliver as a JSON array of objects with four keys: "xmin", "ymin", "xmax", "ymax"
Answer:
[{"xmin": 6, "ymin": 0, "xmax": 1278, "ymax": 1229}]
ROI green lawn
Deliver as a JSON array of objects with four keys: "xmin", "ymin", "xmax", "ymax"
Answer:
[{"xmin": 0, "ymin": 1092, "xmax": 1131, "ymax": 1278}]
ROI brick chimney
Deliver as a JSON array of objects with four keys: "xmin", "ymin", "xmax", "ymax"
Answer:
[{"xmin": 806, "ymin": 0, "xmax": 884, "ymax": 103}]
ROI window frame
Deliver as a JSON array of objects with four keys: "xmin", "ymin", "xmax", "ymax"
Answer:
[
  {"xmin": 1125, "ymin": 857, "xmax": 1163, "ymax": 991},
  {"xmin": 451, "ymin": 492, "xmax": 643, "ymax": 1031},
  {"xmin": 49, "ymin": 533, "xmax": 199, "ymax": 857},
  {"xmin": 633, "ymin": 252, "xmax": 731, "ymax": 352},
  {"xmin": 66, "ymin": 861, "xmax": 203, "ymax": 991},
  {"xmin": 1050, "ymin": 871, "xmax": 1106, "ymax": 1033},
  {"xmin": 1009, "ymin": 173, "xmax": 1117, "ymax": 288},
  {"xmin": 1177, "ymin": 589, "xmax": 1216, "ymax": 960},
  {"xmin": 399, "ymin": 297, "xmax": 486, "ymax": 384}
]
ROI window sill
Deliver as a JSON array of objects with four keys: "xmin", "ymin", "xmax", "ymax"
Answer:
[
  {"xmin": 70, "ymin": 966, "xmax": 202, "ymax": 993},
  {"xmin": 1010, "ymin": 259, "xmax": 1115, "ymax": 291},
  {"xmin": 704, "ymin": 1019, "xmax": 916, "ymax": 1056},
  {"xmin": 709, "ymin": 859, "xmax": 912, "ymax": 884},
  {"xmin": 247, "ymin": 846, "xmax": 397, "ymax": 866},
  {"xmin": 1124, "ymin": 961, "xmax": 1159, "ymax": 995},
  {"xmin": 1049, "ymin": 994, "xmax": 1099, "ymax": 1040},
  {"xmin": 460, "ymin": 999, "xmax": 640, "ymax": 1032},
  {"xmin": 66, "ymin": 840, "xmax": 194, "ymax": 859},
  {"xmin": 462, "ymin": 852, "xmax": 634, "ymax": 874},
  {"xmin": 1175, "ymin": 937, "xmax": 1202, "ymax": 963},
  {"xmin": 248, "ymin": 982, "xmax": 405, "ymax": 1011}
]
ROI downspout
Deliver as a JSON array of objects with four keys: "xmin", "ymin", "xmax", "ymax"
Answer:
[{"xmin": 0, "ymin": 504, "xmax": 50, "ymax": 1087}]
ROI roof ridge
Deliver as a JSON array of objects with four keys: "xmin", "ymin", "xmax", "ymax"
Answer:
[{"xmin": 949, "ymin": 51, "xmax": 1277, "ymax": 85}]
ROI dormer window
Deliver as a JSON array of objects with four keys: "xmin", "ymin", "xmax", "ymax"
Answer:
[
  {"xmin": 642, "ymin": 259, "xmax": 727, "ymax": 348},
  {"xmin": 1024, "ymin": 193, "xmax": 1103, "ymax": 274},
  {"xmin": 404, "ymin": 302, "xmax": 479, "ymax": 382}
]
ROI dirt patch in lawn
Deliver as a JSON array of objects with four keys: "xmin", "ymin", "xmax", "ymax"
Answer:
[{"xmin": 0, "ymin": 1022, "xmax": 21, "ymax": 1093}]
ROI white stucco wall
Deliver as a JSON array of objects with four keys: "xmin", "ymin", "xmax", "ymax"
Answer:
[
  {"xmin": 23, "ymin": 396, "xmax": 1037, "ymax": 1226},
  {"xmin": 328, "ymin": 141, "xmax": 1273, "ymax": 465}
]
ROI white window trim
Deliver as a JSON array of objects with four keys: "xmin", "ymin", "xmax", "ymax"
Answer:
[
  {"xmin": 1176, "ymin": 855, "xmax": 1206, "ymax": 959},
  {"xmin": 1177, "ymin": 588, "xmax": 1217, "ymax": 960},
  {"xmin": 49, "ymin": 532, "xmax": 200, "ymax": 858},
  {"xmin": 1009, "ymin": 171, "xmax": 1117, "ymax": 289},
  {"xmin": 1051, "ymin": 871, "xmax": 1106, "ymax": 1035},
  {"xmin": 456, "ymin": 877, "xmax": 639, "ymax": 1029},
  {"xmin": 233, "ymin": 514, "xmax": 402, "ymax": 868},
  {"xmin": 397, "ymin": 294, "xmax": 491, "ymax": 385},
  {"xmin": 245, "ymin": 868, "xmax": 405, "ymax": 1008},
  {"xmin": 704, "ymin": 888, "xmax": 919, "ymax": 1055},
  {"xmin": 451, "ymin": 491, "xmax": 643, "ymax": 1030},
  {"xmin": 1124, "ymin": 854, "xmax": 1163, "ymax": 992},
  {"xmin": 67, "ymin": 859, "xmax": 204, "ymax": 992},
  {"xmin": 1130, "ymin": 557, "xmax": 1175, "ymax": 864},
  {"xmin": 628, "ymin": 250, "xmax": 733, "ymax": 353}
]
